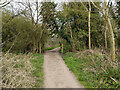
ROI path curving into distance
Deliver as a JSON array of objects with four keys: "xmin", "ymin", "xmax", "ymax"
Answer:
[{"xmin": 43, "ymin": 48, "xmax": 84, "ymax": 88}]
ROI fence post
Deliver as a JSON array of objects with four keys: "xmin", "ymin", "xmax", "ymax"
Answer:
[{"xmin": 61, "ymin": 43, "xmax": 63, "ymax": 54}]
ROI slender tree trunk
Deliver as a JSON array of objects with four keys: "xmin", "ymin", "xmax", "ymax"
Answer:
[
  {"xmin": 88, "ymin": 1, "xmax": 91, "ymax": 49},
  {"xmin": 106, "ymin": 18, "xmax": 115, "ymax": 61},
  {"xmin": 80, "ymin": 1, "xmax": 91, "ymax": 49},
  {"xmin": 105, "ymin": 24, "xmax": 107, "ymax": 49}
]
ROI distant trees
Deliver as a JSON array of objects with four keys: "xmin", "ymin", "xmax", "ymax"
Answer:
[
  {"xmin": 55, "ymin": 1, "xmax": 119, "ymax": 61},
  {"xmin": 18, "ymin": 0, "xmax": 45, "ymax": 53},
  {"xmin": 40, "ymin": 2, "xmax": 58, "ymax": 52},
  {"xmin": 1, "ymin": 0, "xmax": 119, "ymax": 61},
  {"xmin": 2, "ymin": 1, "xmax": 57, "ymax": 54},
  {"xmin": 56, "ymin": 2, "xmax": 103, "ymax": 52},
  {"xmin": 40, "ymin": 2, "xmax": 58, "ymax": 34}
]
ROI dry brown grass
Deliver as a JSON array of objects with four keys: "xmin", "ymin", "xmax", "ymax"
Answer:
[{"xmin": 1, "ymin": 53, "xmax": 35, "ymax": 88}]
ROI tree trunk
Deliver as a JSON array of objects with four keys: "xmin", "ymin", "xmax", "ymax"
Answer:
[
  {"xmin": 88, "ymin": 1, "xmax": 91, "ymax": 49},
  {"xmin": 104, "ymin": 1, "xmax": 115, "ymax": 61},
  {"xmin": 105, "ymin": 24, "xmax": 107, "ymax": 49},
  {"xmin": 70, "ymin": 29, "xmax": 76, "ymax": 52},
  {"xmin": 106, "ymin": 18, "xmax": 115, "ymax": 61},
  {"xmin": 91, "ymin": 0, "xmax": 116, "ymax": 61}
]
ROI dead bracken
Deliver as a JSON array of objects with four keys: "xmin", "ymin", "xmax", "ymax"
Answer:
[{"xmin": 1, "ymin": 53, "xmax": 35, "ymax": 88}]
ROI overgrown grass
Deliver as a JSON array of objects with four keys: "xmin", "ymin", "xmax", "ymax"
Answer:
[
  {"xmin": 1, "ymin": 53, "xmax": 44, "ymax": 88},
  {"xmin": 30, "ymin": 53, "xmax": 44, "ymax": 88},
  {"xmin": 1, "ymin": 53, "xmax": 35, "ymax": 88},
  {"xmin": 62, "ymin": 49, "xmax": 119, "ymax": 88}
]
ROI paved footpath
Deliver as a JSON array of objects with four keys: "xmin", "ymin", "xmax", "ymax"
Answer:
[{"xmin": 43, "ymin": 48, "xmax": 84, "ymax": 88}]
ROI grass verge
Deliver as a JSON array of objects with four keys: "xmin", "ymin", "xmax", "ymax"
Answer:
[
  {"xmin": 30, "ymin": 53, "xmax": 44, "ymax": 88},
  {"xmin": 62, "ymin": 50, "xmax": 119, "ymax": 88}
]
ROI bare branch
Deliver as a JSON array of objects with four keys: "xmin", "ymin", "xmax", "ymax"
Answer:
[
  {"xmin": 0, "ymin": 0, "xmax": 12, "ymax": 8},
  {"xmin": 80, "ymin": 0, "xmax": 88, "ymax": 11},
  {"xmin": 90, "ymin": 0, "xmax": 104, "ymax": 15}
]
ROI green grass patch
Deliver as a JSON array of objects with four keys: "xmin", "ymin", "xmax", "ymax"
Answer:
[
  {"xmin": 46, "ymin": 45, "xmax": 60, "ymax": 50},
  {"xmin": 62, "ymin": 51, "xmax": 119, "ymax": 88},
  {"xmin": 31, "ymin": 53, "xmax": 44, "ymax": 88}
]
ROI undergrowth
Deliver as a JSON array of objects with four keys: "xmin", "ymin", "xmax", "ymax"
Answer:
[
  {"xmin": 1, "ymin": 53, "xmax": 35, "ymax": 88},
  {"xmin": 62, "ymin": 49, "xmax": 119, "ymax": 88},
  {"xmin": 1, "ymin": 53, "xmax": 44, "ymax": 88}
]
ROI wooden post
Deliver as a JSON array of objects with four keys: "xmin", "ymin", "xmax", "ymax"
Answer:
[
  {"xmin": 39, "ymin": 43, "xmax": 41, "ymax": 54},
  {"xmin": 61, "ymin": 43, "xmax": 63, "ymax": 54}
]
